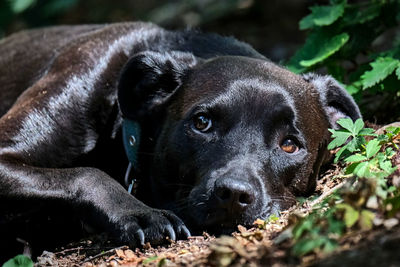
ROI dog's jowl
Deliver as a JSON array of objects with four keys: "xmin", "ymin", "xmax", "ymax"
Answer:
[{"xmin": 0, "ymin": 22, "xmax": 361, "ymax": 254}]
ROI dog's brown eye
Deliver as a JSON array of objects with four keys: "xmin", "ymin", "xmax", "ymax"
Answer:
[
  {"xmin": 193, "ymin": 114, "xmax": 212, "ymax": 132},
  {"xmin": 280, "ymin": 138, "xmax": 299, "ymax": 153}
]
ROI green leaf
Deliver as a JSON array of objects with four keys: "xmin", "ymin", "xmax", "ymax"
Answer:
[
  {"xmin": 385, "ymin": 147, "xmax": 395, "ymax": 157},
  {"xmin": 300, "ymin": 33, "xmax": 349, "ymax": 67},
  {"xmin": 344, "ymin": 154, "xmax": 367, "ymax": 163},
  {"xmin": 396, "ymin": 67, "xmax": 400, "ymax": 80},
  {"xmin": 328, "ymin": 129, "xmax": 352, "ymax": 149},
  {"xmin": 322, "ymin": 239, "xmax": 338, "ymax": 253},
  {"xmin": 379, "ymin": 159, "xmax": 397, "ymax": 176},
  {"xmin": 345, "ymin": 84, "xmax": 361, "ymax": 95},
  {"xmin": 299, "ymin": 1, "xmax": 346, "ymax": 30},
  {"xmin": 268, "ymin": 214, "xmax": 279, "ymax": 222},
  {"xmin": 292, "ymin": 237, "xmax": 326, "ymax": 256},
  {"xmin": 353, "ymin": 118, "xmax": 364, "ymax": 135},
  {"xmin": 299, "ymin": 15, "xmax": 315, "ymax": 30},
  {"xmin": 386, "ymin": 126, "xmax": 400, "ymax": 135},
  {"xmin": 354, "ymin": 161, "xmax": 369, "ymax": 177},
  {"xmin": 157, "ymin": 258, "xmax": 167, "ymax": 267},
  {"xmin": 287, "ymin": 30, "xmax": 349, "ymax": 73},
  {"xmin": 359, "ymin": 210, "xmax": 375, "ymax": 230},
  {"xmin": 365, "ymin": 139, "xmax": 381, "ymax": 159},
  {"xmin": 336, "ymin": 203, "xmax": 359, "ymax": 228},
  {"xmin": 345, "ymin": 162, "xmax": 360, "ymax": 174},
  {"xmin": 327, "ymin": 216, "xmax": 345, "ymax": 235},
  {"xmin": 293, "ymin": 219, "xmax": 314, "ymax": 240},
  {"xmin": 361, "ymin": 57, "xmax": 400, "ymax": 89},
  {"xmin": 336, "ymin": 118, "xmax": 354, "ymax": 132},
  {"xmin": 3, "ymin": 255, "xmax": 33, "ymax": 267},
  {"xmin": 358, "ymin": 128, "xmax": 376, "ymax": 136},
  {"xmin": 334, "ymin": 145, "xmax": 348, "ymax": 163},
  {"xmin": 342, "ymin": 2, "xmax": 382, "ymax": 25},
  {"xmin": 345, "ymin": 135, "xmax": 365, "ymax": 153},
  {"xmin": 8, "ymin": 0, "xmax": 36, "ymax": 13}
]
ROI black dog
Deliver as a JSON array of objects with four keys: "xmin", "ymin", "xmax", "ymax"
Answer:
[{"xmin": 0, "ymin": 22, "xmax": 360, "ymax": 252}]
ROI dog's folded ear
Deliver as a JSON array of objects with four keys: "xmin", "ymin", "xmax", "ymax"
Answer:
[
  {"xmin": 118, "ymin": 51, "xmax": 198, "ymax": 120},
  {"xmin": 302, "ymin": 73, "xmax": 362, "ymax": 128}
]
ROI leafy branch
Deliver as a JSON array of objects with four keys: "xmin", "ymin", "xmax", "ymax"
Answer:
[
  {"xmin": 287, "ymin": 0, "xmax": 400, "ymax": 122},
  {"xmin": 283, "ymin": 118, "xmax": 400, "ymax": 257}
]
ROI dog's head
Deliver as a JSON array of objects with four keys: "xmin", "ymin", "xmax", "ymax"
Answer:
[{"xmin": 118, "ymin": 51, "xmax": 360, "ymax": 233}]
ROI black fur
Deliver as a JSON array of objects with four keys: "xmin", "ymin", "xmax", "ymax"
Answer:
[{"xmin": 0, "ymin": 22, "xmax": 360, "ymax": 259}]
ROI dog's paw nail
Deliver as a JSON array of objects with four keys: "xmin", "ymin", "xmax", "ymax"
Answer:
[
  {"xmin": 165, "ymin": 225, "xmax": 176, "ymax": 241},
  {"xmin": 135, "ymin": 229, "xmax": 145, "ymax": 245},
  {"xmin": 181, "ymin": 225, "xmax": 191, "ymax": 238}
]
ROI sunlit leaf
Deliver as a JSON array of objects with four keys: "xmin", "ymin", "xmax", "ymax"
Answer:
[
  {"xmin": 8, "ymin": 0, "xmax": 36, "ymax": 13},
  {"xmin": 337, "ymin": 203, "xmax": 359, "ymax": 228},
  {"xmin": 361, "ymin": 57, "xmax": 400, "ymax": 89},
  {"xmin": 359, "ymin": 210, "xmax": 375, "ymax": 230},
  {"xmin": 300, "ymin": 1, "xmax": 346, "ymax": 30},
  {"xmin": 287, "ymin": 30, "xmax": 349, "ymax": 72},
  {"xmin": 344, "ymin": 154, "xmax": 367, "ymax": 163},
  {"xmin": 3, "ymin": 255, "xmax": 33, "ymax": 267},
  {"xmin": 300, "ymin": 33, "xmax": 349, "ymax": 67},
  {"xmin": 354, "ymin": 161, "xmax": 369, "ymax": 177},
  {"xmin": 396, "ymin": 67, "xmax": 400, "ymax": 80},
  {"xmin": 328, "ymin": 129, "xmax": 352, "ymax": 149},
  {"xmin": 358, "ymin": 128, "xmax": 376, "ymax": 136},
  {"xmin": 353, "ymin": 118, "xmax": 364, "ymax": 135},
  {"xmin": 336, "ymin": 118, "xmax": 354, "ymax": 133},
  {"xmin": 366, "ymin": 139, "xmax": 381, "ymax": 159}
]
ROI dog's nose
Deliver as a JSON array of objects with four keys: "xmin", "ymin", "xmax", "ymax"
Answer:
[{"xmin": 214, "ymin": 178, "xmax": 255, "ymax": 213}]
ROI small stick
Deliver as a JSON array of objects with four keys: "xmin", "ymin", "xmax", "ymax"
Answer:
[
  {"xmin": 81, "ymin": 245, "xmax": 129, "ymax": 264},
  {"xmin": 310, "ymin": 181, "xmax": 345, "ymax": 208},
  {"xmin": 16, "ymin": 238, "xmax": 32, "ymax": 258},
  {"xmin": 54, "ymin": 246, "xmax": 116, "ymax": 255}
]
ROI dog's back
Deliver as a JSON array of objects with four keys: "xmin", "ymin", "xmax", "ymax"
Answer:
[
  {"xmin": 0, "ymin": 25, "xmax": 97, "ymax": 114},
  {"xmin": 0, "ymin": 22, "xmax": 263, "ymax": 117}
]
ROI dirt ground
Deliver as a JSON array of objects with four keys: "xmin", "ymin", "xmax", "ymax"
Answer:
[{"xmin": 31, "ymin": 164, "xmax": 361, "ymax": 267}]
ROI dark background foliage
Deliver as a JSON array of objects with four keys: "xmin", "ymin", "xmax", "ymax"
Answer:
[
  {"xmin": 1, "ymin": 0, "xmax": 399, "ymax": 123},
  {"xmin": 0, "ymin": 0, "xmax": 308, "ymax": 62}
]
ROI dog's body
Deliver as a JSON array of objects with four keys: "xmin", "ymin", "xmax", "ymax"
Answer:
[{"xmin": 0, "ymin": 22, "xmax": 360, "ymax": 257}]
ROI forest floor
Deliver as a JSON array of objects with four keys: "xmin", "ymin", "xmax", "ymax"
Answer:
[{"xmin": 33, "ymin": 161, "xmax": 400, "ymax": 267}]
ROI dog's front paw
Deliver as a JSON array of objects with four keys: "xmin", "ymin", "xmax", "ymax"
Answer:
[{"xmin": 113, "ymin": 208, "xmax": 191, "ymax": 246}]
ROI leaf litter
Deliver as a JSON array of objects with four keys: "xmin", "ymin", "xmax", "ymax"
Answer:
[{"xmin": 35, "ymin": 145, "xmax": 400, "ymax": 267}]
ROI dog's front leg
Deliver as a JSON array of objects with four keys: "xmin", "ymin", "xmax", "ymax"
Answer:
[{"xmin": 0, "ymin": 161, "xmax": 190, "ymax": 246}]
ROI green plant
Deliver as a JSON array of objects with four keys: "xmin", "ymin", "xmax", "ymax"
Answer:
[
  {"xmin": 287, "ymin": 0, "xmax": 400, "ymax": 122},
  {"xmin": 286, "ymin": 118, "xmax": 400, "ymax": 256},
  {"xmin": 2, "ymin": 255, "xmax": 33, "ymax": 267}
]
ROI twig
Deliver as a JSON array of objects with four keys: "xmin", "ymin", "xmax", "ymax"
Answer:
[
  {"xmin": 310, "ymin": 181, "xmax": 345, "ymax": 208},
  {"xmin": 54, "ymin": 246, "xmax": 116, "ymax": 255},
  {"xmin": 81, "ymin": 245, "xmax": 129, "ymax": 264},
  {"xmin": 16, "ymin": 238, "xmax": 32, "ymax": 258}
]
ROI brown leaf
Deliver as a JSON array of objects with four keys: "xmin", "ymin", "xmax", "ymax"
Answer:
[
  {"xmin": 115, "ymin": 249, "xmax": 125, "ymax": 259},
  {"xmin": 124, "ymin": 249, "xmax": 137, "ymax": 261},
  {"xmin": 237, "ymin": 224, "xmax": 247, "ymax": 234}
]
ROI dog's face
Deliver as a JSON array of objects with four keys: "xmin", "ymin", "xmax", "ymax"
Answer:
[{"xmin": 118, "ymin": 52, "xmax": 360, "ymax": 232}]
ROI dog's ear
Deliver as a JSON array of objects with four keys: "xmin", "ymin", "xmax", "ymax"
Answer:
[
  {"xmin": 118, "ymin": 51, "xmax": 198, "ymax": 120},
  {"xmin": 302, "ymin": 73, "xmax": 361, "ymax": 128}
]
